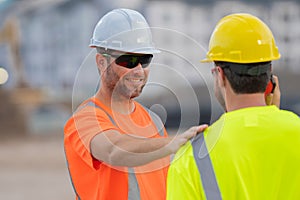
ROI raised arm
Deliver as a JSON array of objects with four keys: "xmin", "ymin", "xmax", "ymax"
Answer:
[{"xmin": 90, "ymin": 125, "xmax": 208, "ymax": 167}]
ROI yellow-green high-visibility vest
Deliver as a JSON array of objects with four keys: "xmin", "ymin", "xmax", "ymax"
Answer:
[{"xmin": 167, "ymin": 106, "xmax": 300, "ymax": 200}]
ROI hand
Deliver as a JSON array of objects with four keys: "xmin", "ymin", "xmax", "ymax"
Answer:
[
  {"xmin": 167, "ymin": 124, "xmax": 208, "ymax": 154},
  {"xmin": 265, "ymin": 75, "xmax": 280, "ymax": 108}
]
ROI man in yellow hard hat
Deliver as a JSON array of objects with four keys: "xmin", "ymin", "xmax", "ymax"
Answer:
[{"xmin": 166, "ymin": 13, "xmax": 300, "ymax": 199}]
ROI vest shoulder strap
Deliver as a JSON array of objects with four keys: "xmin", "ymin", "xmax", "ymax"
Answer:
[
  {"xmin": 141, "ymin": 105, "xmax": 165, "ymax": 137},
  {"xmin": 191, "ymin": 133, "xmax": 222, "ymax": 200}
]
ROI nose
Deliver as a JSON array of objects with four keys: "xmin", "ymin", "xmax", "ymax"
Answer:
[
  {"xmin": 133, "ymin": 63, "xmax": 143, "ymax": 70},
  {"xmin": 131, "ymin": 63, "xmax": 144, "ymax": 74}
]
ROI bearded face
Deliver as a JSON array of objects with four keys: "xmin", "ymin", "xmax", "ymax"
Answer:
[{"xmin": 103, "ymin": 61, "xmax": 149, "ymax": 100}]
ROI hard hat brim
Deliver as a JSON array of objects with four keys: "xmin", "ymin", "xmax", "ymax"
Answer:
[
  {"xmin": 200, "ymin": 58, "xmax": 213, "ymax": 63},
  {"xmin": 90, "ymin": 44, "xmax": 161, "ymax": 54}
]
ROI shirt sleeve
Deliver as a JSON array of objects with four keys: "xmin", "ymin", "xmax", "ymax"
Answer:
[
  {"xmin": 166, "ymin": 142, "xmax": 205, "ymax": 200},
  {"xmin": 74, "ymin": 106, "xmax": 118, "ymax": 150},
  {"xmin": 65, "ymin": 106, "xmax": 118, "ymax": 168}
]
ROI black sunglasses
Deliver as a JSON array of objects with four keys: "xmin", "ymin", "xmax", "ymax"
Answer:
[{"xmin": 103, "ymin": 53, "xmax": 153, "ymax": 69}]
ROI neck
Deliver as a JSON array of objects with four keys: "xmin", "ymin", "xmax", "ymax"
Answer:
[
  {"xmin": 95, "ymin": 88, "xmax": 135, "ymax": 114},
  {"xmin": 225, "ymin": 93, "xmax": 266, "ymax": 112}
]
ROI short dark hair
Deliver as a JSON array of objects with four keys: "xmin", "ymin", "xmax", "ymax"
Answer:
[
  {"xmin": 95, "ymin": 47, "xmax": 117, "ymax": 69},
  {"xmin": 215, "ymin": 61, "xmax": 271, "ymax": 94}
]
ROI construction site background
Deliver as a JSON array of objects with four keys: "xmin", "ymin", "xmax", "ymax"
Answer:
[{"xmin": 0, "ymin": 0, "xmax": 299, "ymax": 199}]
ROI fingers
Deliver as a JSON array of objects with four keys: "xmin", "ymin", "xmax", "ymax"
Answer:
[
  {"xmin": 197, "ymin": 124, "xmax": 208, "ymax": 132},
  {"xmin": 184, "ymin": 124, "xmax": 209, "ymax": 139},
  {"xmin": 272, "ymin": 75, "xmax": 280, "ymax": 95},
  {"xmin": 272, "ymin": 75, "xmax": 279, "ymax": 87},
  {"xmin": 265, "ymin": 93, "xmax": 273, "ymax": 106},
  {"xmin": 167, "ymin": 125, "xmax": 209, "ymax": 154},
  {"xmin": 190, "ymin": 124, "xmax": 208, "ymax": 133},
  {"xmin": 189, "ymin": 124, "xmax": 208, "ymax": 132}
]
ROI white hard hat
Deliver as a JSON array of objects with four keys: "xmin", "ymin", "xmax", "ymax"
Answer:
[{"xmin": 89, "ymin": 8, "xmax": 160, "ymax": 54}]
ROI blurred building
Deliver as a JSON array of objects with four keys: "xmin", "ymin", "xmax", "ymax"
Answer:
[
  {"xmin": 1, "ymin": 0, "xmax": 300, "ymax": 135},
  {"xmin": 144, "ymin": 0, "xmax": 300, "ymax": 126}
]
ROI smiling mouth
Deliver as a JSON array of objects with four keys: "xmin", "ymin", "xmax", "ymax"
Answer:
[{"xmin": 126, "ymin": 78, "xmax": 143, "ymax": 83}]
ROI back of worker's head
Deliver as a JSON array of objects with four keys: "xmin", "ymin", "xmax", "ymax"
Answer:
[
  {"xmin": 202, "ymin": 13, "xmax": 281, "ymax": 94},
  {"xmin": 214, "ymin": 61, "xmax": 271, "ymax": 94},
  {"xmin": 89, "ymin": 8, "xmax": 159, "ymax": 54}
]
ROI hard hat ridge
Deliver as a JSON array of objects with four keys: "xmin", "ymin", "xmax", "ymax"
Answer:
[{"xmin": 90, "ymin": 8, "xmax": 160, "ymax": 54}]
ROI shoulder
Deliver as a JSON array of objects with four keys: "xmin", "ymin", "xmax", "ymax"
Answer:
[
  {"xmin": 171, "ymin": 140, "xmax": 194, "ymax": 167},
  {"xmin": 168, "ymin": 139, "xmax": 201, "ymax": 186},
  {"xmin": 134, "ymin": 101, "xmax": 150, "ymax": 113},
  {"xmin": 272, "ymin": 108, "xmax": 300, "ymax": 126},
  {"xmin": 64, "ymin": 100, "xmax": 115, "ymax": 136},
  {"xmin": 278, "ymin": 109, "xmax": 300, "ymax": 132},
  {"xmin": 133, "ymin": 101, "xmax": 168, "ymax": 137},
  {"xmin": 72, "ymin": 100, "xmax": 112, "ymax": 122},
  {"xmin": 133, "ymin": 102, "xmax": 162, "ymax": 123},
  {"xmin": 278, "ymin": 108, "xmax": 300, "ymax": 119}
]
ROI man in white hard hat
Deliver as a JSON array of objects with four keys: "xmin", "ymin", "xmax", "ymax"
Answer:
[{"xmin": 64, "ymin": 8, "xmax": 206, "ymax": 200}]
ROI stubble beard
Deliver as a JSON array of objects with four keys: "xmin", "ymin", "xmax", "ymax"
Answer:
[{"xmin": 105, "ymin": 65, "xmax": 146, "ymax": 100}]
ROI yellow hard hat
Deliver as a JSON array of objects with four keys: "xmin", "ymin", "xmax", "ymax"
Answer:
[{"xmin": 201, "ymin": 13, "xmax": 281, "ymax": 63}]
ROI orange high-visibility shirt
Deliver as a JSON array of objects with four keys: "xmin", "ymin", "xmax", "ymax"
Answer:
[{"xmin": 64, "ymin": 97, "xmax": 170, "ymax": 200}]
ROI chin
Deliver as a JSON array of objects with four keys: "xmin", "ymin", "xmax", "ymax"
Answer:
[
  {"xmin": 130, "ymin": 85, "xmax": 145, "ymax": 98},
  {"xmin": 130, "ymin": 91, "xmax": 141, "ymax": 99}
]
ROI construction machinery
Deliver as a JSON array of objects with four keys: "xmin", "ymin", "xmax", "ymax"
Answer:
[{"xmin": 0, "ymin": 16, "xmax": 46, "ymax": 137}]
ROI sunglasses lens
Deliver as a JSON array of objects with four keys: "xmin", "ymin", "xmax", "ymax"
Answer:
[
  {"xmin": 115, "ymin": 54, "xmax": 153, "ymax": 69},
  {"xmin": 139, "ymin": 55, "xmax": 153, "ymax": 68}
]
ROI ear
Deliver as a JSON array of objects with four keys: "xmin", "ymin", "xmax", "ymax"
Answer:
[
  {"xmin": 216, "ymin": 66, "xmax": 226, "ymax": 87},
  {"xmin": 96, "ymin": 53, "xmax": 107, "ymax": 72}
]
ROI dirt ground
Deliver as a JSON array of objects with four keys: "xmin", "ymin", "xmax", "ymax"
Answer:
[
  {"xmin": 0, "ymin": 128, "xmax": 180, "ymax": 200},
  {"xmin": 0, "ymin": 134, "xmax": 74, "ymax": 200}
]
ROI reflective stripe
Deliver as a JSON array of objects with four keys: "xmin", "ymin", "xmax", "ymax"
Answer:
[
  {"xmin": 128, "ymin": 168, "xmax": 141, "ymax": 200},
  {"xmin": 84, "ymin": 102, "xmax": 164, "ymax": 136},
  {"xmin": 142, "ymin": 106, "xmax": 165, "ymax": 136},
  {"xmin": 86, "ymin": 101, "xmax": 117, "ymax": 126},
  {"xmin": 64, "ymin": 146, "xmax": 82, "ymax": 200},
  {"xmin": 192, "ymin": 133, "xmax": 222, "ymax": 200}
]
